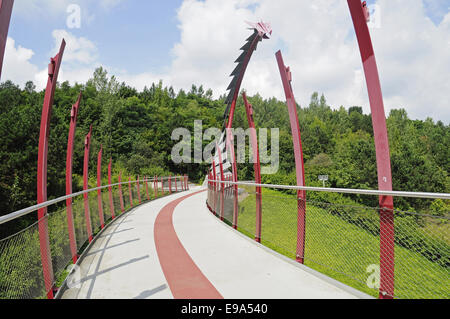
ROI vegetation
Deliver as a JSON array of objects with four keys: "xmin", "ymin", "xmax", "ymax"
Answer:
[
  {"xmin": 0, "ymin": 66, "xmax": 448, "ymax": 298},
  {"xmin": 0, "ymin": 180, "xmax": 169, "ymax": 299},
  {"xmin": 235, "ymin": 186, "xmax": 449, "ymax": 299}
]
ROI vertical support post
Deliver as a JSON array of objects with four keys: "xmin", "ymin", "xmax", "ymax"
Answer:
[
  {"xmin": 169, "ymin": 175, "xmax": 172, "ymax": 194},
  {"xmin": 276, "ymin": 50, "xmax": 307, "ymax": 264},
  {"xmin": 226, "ymin": 108, "xmax": 239, "ymax": 229},
  {"xmin": 217, "ymin": 143, "xmax": 225, "ymax": 221},
  {"xmin": 37, "ymin": 40, "xmax": 65, "ymax": 299},
  {"xmin": 108, "ymin": 159, "xmax": 115, "ymax": 220},
  {"xmin": 212, "ymin": 162, "xmax": 217, "ymax": 215},
  {"xmin": 128, "ymin": 177, "xmax": 133, "ymax": 207},
  {"xmin": 207, "ymin": 172, "xmax": 210, "ymax": 208},
  {"xmin": 83, "ymin": 125, "xmax": 93, "ymax": 243},
  {"xmin": 210, "ymin": 172, "xmax": 213, "ymax": 209},
  {"xmin": 175, "ymin": 176, "xmax": 178, "ymax": 192},
  {"xmin": 65, "ymin": 92, "xmax": 82, "ymax": 264},
  {"xmin": 118, "ymin": 172, "xmax": 125, "ymax": 213},
  {"xmin": 243, "ymin": 93, "xmax": 263, "ymax": 242},
  {"xmin": 0, "ymin": 0, "xmax": 14, "ymax": 79},
  {"xmin": 97, "ymin": 145, "xmax": 105, "ymax": 229},
  {"xmin": 347, "ymin": 0, "xmax": 395, "ymax": 299},
  {"xmin": 145, "ymin": 176, "xmax": 150, "ymax": 200},
  {"xmin": 137, "ymin": 175, "xmax": 141, "ymax": 204},
  {"xmin": 154, "ymin": 176, "xmax": 158, "ymax": 198}
]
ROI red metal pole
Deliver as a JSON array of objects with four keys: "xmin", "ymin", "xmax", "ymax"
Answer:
[
  {"xmin": 0, "ymin": 0, "xmax": 13, "ymax": 80},
  {"xmin": 137, "ymin": 175, "xmax": 141, "ymax": 204},
  {"xmin": 108, "ymin": 158, "xmax": 115, "ymax": 220},
  {"xmin": 155, "ymin": 176, "xmax": 158, "ymax": 198},
  {"xmin": 276, "ymin": 50, "xmax": 307, "ymax": 264},
  {"xmin": 83, "ymin": 125, "xmax": 93, "ymax": 243},
  {"xmin": 226, "ymin": 120, "xmax": 239, "ymax": 229},
  {"xmin": 97, "ymin": 145, "xmax": 105, "ymax": 229},
  {"xmin": 175, "ymin": 175, "xmax": 178, "ymax": 192},
  {"xmin": 145, "ymin": 176, "xmax": 150, "ymax": 200},
  {"xmin": 212, "ymin": 162, "xmax": 217, "ymax": 215},
  {"xmin": 243, "ymin": 93, "xmax": 263, "ymax": 242},
  {"xmin": 118, "ymin": 172, "xmax": 125, "ymax": 213},
  {"xmin": 169, "ymin": 175, "xmax": 172, "ymax": 194},
  {"xmin": 217, "ymin": 143, "xmax": 225, "ymax": 221},
  {"xmin": 65, "ymin": 92, "xmax": 82, "ymax": 264},
  {"xmin": 347, "ymin": 0, "xmax": 395, "ymax": 299},
  {"xmin": 36, "ymin": 39, "xmax": 65, "ymax": 299},
  {"xmin": 225, "ymin": 103, "xmax": 239, "ymax": 228},
  {"xmin": 129, "ymin": 177, "xmax": 133, "ymax": 207}
]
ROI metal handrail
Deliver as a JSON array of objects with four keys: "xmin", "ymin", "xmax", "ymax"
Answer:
[
  {"xmin": 0, "ymin": 176, "xmax": 186, "ymax": 226},
  {"xmin": 207, "ymin": 179, "xmax": 450, "ymax": 200}
]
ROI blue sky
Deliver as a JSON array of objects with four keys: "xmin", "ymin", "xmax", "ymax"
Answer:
[
  {"xmin": 2, "ymin": 0, "xmax": 449, "ymax": 122},
  {"xmin": 9, "ymin": 1, "xmax": 183, "ymax": 74}
]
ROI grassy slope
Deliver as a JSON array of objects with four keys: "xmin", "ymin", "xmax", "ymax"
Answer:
[{"xmin": 236, "ymin": 187, "xmax": 449, "ymax": 299}]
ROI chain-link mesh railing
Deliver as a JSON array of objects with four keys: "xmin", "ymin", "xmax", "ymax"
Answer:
[
  {"xmin": 0, "ymin": 176, "xmax": 187, "ymax": 299},
  {"xmin": 0, "ymin": 219, "xmax": 46, "ymax": 299},
  {"xmin": 206, "ymin": 179, "xmax": 449, "ymax": 299}
]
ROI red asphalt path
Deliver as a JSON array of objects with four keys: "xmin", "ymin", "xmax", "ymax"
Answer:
[{"xmin": 154, "ymin": 190, "xmax": 223, "ymax": 299}]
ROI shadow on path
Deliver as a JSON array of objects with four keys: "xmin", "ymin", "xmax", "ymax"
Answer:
[{"xmin": 133, "ymin": 284, "xmax": 168, "ymax": 299}]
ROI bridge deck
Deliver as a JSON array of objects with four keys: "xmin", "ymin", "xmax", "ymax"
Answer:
[{"xmin": 61, "ymin": 187, "xmax": 371, "ymax": 299}]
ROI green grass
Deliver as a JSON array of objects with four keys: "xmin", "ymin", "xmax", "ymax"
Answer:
[{"xmin": 236, "ymin": 187, "xmax": 450, "ymax": 299}]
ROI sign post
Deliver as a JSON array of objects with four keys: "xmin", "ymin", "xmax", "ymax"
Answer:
[{"xmin": 318, "ymin": 175, "xmax": 329, "ymax": 188}]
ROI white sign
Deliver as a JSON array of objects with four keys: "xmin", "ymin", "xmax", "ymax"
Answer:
[{"xmin": 318, "ymin": 175, "xmax": 328, "ymax": 187}]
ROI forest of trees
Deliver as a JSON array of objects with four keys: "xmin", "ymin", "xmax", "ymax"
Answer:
[{"xmin": 0, "ymin": 67, "xmax": 448, "ymax": 224}]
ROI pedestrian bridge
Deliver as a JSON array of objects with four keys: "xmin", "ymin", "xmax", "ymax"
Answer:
[
  {"xmin": 60, "ymin": 187, "xmax": 368, "ymax": 299},
  {"xmin": 0, "ymin": 0, "xmax": 448, "ymax": 300},
  {"xmin": 1, "ymin": 177, "xmax": 448, "ymax": 300}
]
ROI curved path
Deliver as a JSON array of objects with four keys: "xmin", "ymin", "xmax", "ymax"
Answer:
[{"xmin": 61, "ymin": 186, "xmax": 371, "ymax": 299}]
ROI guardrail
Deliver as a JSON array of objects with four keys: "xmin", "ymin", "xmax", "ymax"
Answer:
[
  {"xmin": 0, "ymin": 175, "xmax": 189, "ymax": 299},
  {"xmin": 206, "ymin": 178, "xmax": 449, "ymax": 299}
]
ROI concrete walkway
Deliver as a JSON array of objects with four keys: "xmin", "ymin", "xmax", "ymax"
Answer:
[{"xmin": 61, "ymin": 186, "xmax": 371, "ymax": 299}]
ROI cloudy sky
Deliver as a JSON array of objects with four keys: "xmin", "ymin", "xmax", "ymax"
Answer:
[{"xmin": 2, "ymin": 0, "xmax": 449, "ymax": 122}]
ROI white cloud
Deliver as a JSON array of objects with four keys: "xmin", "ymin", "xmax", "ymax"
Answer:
[
  {"xmin": 2, "ymin": 29, "xmax": 100, "ymax": 90},
  {"xmin": 51, "ymin": 29, "xmax": 98, "ymax": 65},
  {"xmin": 4, "ymin": 0, "xmax": 449, "ymax": 122},
  {"xmin": 121, "ymin": 0, "xmax": 448, "ymax": 122},
  {"xmin": 47, "ymin": 29, "xmax": 100, "ymax": 87},
  {"xmin": 1, "ymin": 37, "xmax": 40, "ymax": 86}
]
